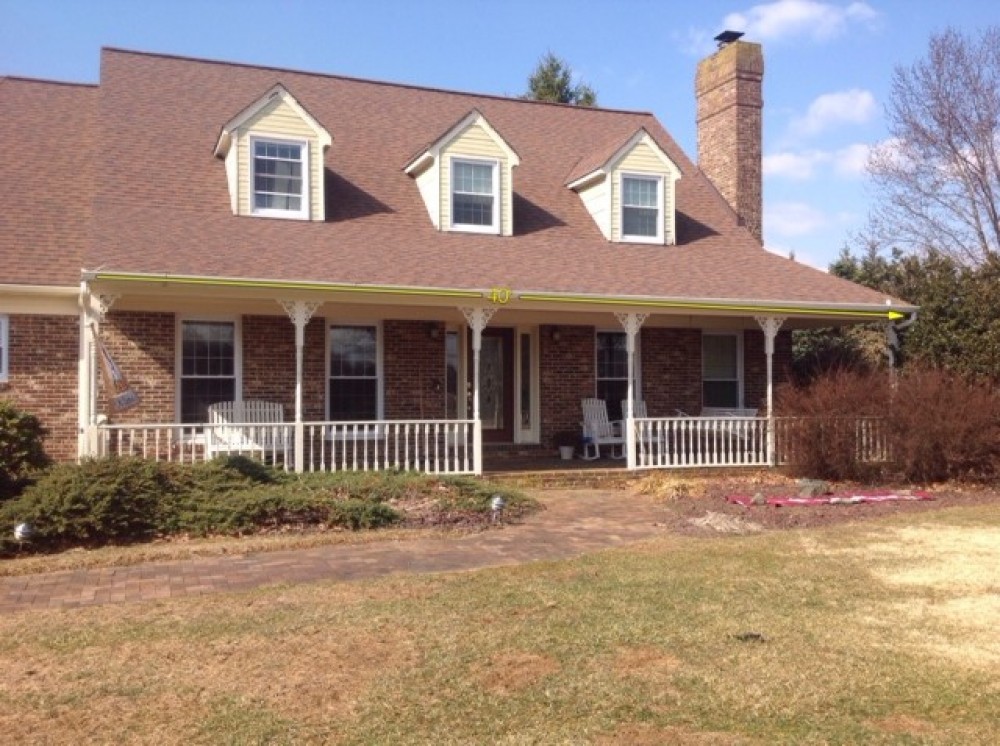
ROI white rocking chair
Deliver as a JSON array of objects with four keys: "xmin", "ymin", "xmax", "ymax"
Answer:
[{"xmin": 581, "ymin": 398, "xmax": 625, "ymax": 460}]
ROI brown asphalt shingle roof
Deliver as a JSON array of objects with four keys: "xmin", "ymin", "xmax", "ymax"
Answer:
[{"xmin": 3, "ymin": 49, "xmax": 906, "ymax": 310}]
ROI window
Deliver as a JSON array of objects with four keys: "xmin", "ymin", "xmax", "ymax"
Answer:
[
  {"xmin": 329, "ymin": 325, "xmax": 379, "ymax": 420},
  {"xmin": 702, "ymin": 333, "xmax": 742, "ymax": 409},
  {"xmin": 445, "ymin": 330, "xmax": 460, "ymax": 419},
  {"xmin": 252, "ymin": 137, "xmax": 308, "ymax": 218},
  {"xmin": 0, "ymin": 315, "xmax": 8, "ymax": 382},
  {"xmin": 180, "ymin": 321, "xmax": 236, "ymax": 424},
  {"xmin": 621, "ymin": 174, "xmax": 662, "ymax": 241},
  {"xmin": 451, "ymin": 158, "xmax": 497, "ymax": 231},
  {"xmin": 596, "ymin": 331, "xmax": 631, "ymax": 421}
]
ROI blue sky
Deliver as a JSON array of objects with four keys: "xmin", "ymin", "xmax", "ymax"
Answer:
[{"xmin": 2, "ymin": 0, "xmax": 994, "ymax": 269}]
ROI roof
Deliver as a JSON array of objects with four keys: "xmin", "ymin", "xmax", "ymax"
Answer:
[
  {"xmin": 0, "ymin": 77, "xmax": 97, "ymax": 286},
  {"xmin": 2, "ymin": 49, "xmax": 909, "ymax": 312}
]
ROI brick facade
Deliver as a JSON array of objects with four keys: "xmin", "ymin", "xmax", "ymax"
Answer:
[
  {"xmin": 744, "ymin": 329, "xmax": 793, "ymax": 411},
  {"xmin": 640, "ymin": 327, "xmax": 703, "ymax": 415},
  {"xmin": 539, "ymin": 325, "xmax": 594, "ymax": 446},
  {"xmin": 696, "ymin": 40, "xmax": 764, "ymax": 243},
  {"xmin": 1, "ymin": 314, "xmax": 79, "ymax": 461},
  {"xmin": 383, "ymin": 320, "xmax": 446, "ymax": 419},
  {"xmin": 101, "ymin": 311, "xmax": 175, "ymax": 425}
]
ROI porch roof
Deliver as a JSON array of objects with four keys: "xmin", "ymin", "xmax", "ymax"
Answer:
[{"xmin": 5, "ymin": 49, "xmax": 914, "ymax": 320}]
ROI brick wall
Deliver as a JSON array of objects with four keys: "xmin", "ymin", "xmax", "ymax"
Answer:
[
  {"xmin": 243, "ymin": 315, "xmax": 296, "ymax": 415},
  {"xmin": 539, "ymin": 325, "xmax": 594, "ymax": 445},
  {"xmin": 640, "ymin": 327, "xmax": 702, "ymax": 415},
  {"xmin": 0, "ymin": 314, "xmax": 79, "ymax": 461},
  {"xmin": 745, "ymin": 328, "xmax": 792, "ymax": 410},
  {"xmin": 101, "ymin": 311, "xmax": 175, "ymax": 424},
  {"xmin": 695, "ymin": 41, "xmax": 764, "ymax": 243},
  {"xmin": 383, "ymin": 320, "xmax": 446, "ymax": 419}
]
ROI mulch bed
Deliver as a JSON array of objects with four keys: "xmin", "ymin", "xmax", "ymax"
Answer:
[{"xmin": 646, "ymin": 479, "xmax": 999, "ymax": 535}]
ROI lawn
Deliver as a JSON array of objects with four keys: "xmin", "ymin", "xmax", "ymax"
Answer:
[{"xmin": 1, "ymin": 499, "xmax": 998, "ymax": 744}]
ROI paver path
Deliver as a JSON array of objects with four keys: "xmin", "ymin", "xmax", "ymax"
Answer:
[{"xmin": 0, "ymin": 489, "xmax": 669, "ymax": 614}]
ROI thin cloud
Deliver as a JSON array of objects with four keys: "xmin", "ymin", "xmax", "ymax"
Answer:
[
  {"xmin": 790, "ymin": 88, "xmax": 876, "ymax": 137},
  {"xmin": 767, "ymin": 201, "xmax": 828, "ymax": 237},
  {"xmin": 765, "ymin": 143, "xmax": 871, "ymax": 180},
  {"xmin": 723, "ymin": 0, "xmax": 879, "ymax": 42}
]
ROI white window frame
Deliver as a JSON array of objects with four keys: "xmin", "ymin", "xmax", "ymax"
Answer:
[
  {"xmin": 449, "ymin": 156, "xmax": 500, "ymax": 234},
  {"xmin": 250, "ymin": 134, "xmax": 310, "ymax": 220},
  {"xmin": 619, "ymin": 172, "xmax": 664, "ymax": 244},
  {"xmin": 595, "ymin": 329, "xmax": 641, "ymax": 421},
  {"xmin": 0, "ymin": 314, "xmax": 8, "ymax": 382},
  {"xmin": 327, "ymin": 321, "xmax": 383, "ymax": 421},
  {"xmin": 702, "ymin": 331, "xmax": 744, "ymax": 411},
  {"xmin": 175, "ymin": 316, "xmax": 242, "ymax": 423}
]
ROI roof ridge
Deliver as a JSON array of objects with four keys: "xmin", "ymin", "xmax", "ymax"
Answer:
[
  {"xmin": 0, "ymin": 75, "xmax": 98, "ymax": 88},
  {"xmin": 101, "ymin": 46, "xmax": 657, "ymax": 117}
]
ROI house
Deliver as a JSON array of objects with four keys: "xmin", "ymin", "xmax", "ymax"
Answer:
[{"xmin": 0, "ymin": 35, "xmax": 914, "ymax": 474}]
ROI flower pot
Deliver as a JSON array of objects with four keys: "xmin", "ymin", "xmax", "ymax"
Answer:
[{"xmin": 558, "ymin": 445, "xmax": 574, "ymax": 460}]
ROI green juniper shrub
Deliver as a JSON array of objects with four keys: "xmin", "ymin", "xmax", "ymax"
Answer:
[{"xmin": 0, "ymin": 400, "xmax": 50, "ymax": 500}]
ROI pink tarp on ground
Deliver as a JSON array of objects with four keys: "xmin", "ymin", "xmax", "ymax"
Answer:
[{"xmin": 728, "ymin": 491, "xmax": 934, "ymax": 507}]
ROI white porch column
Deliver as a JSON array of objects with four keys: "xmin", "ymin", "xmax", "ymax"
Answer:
[
  {"xmin": 615, "ymin": 312, "xmax": 648, "ymax": 470},
  {"xmin": 755, "ymin": 315, "xmax": 786, "ymax": 466},
  {"xmin": 279, "ymin": 300, "xmax": 322, "ymax": 473},
  {"xmin": 78, "ymin": 288, "xmax": 118, "ymax": 459},
  {"xmin": 460, "ymin": 306, "xmax": 498, "ymax": 475}
]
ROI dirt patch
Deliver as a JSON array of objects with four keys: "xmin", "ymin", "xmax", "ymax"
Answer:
[
  {"xmin": 469, "ymin": 651, "xmax": 560, "ymax": 694},
  {"xmin": 612, "ymin": 645, "xmax": 682, "ymax": 679},
  {"xmin": 596, "ymin": 723, "xmax": 746, "ymax": 745},
  {"xmin": 868, "ymin": 714, "xmax": 939, "ymax": 736},
  {"xmin": 687, "ymin": 511, "xmax": 762, "ymax": 534}
]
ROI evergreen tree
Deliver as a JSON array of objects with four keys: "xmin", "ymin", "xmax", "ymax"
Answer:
[{"xmin": 525, "ymin": 52, "xmax": 596, "ymax": 106}]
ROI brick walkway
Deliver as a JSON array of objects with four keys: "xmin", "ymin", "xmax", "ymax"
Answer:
[{"xmin": 0, "ymin": 489, "xmax": 669, "ymax": 615}]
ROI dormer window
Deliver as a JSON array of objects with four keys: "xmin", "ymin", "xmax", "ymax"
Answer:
[
  {"xmin": 451, "ymin": 158, "xmax": 498, "ymax": 232},
  {"xmin": 621, "ymin": 174, "xmax": 662, "ymax": 242},
  {"xmin": 252, "ymin": 137, "xmax": 308, "ymax": 218}
]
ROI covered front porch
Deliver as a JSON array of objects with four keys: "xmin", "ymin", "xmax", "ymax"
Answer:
[{"xmin": 79, "ymin": 272, "xmax": 902, "ymax": 475}]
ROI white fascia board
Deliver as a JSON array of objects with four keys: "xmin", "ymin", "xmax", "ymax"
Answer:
[
  {"xmin": 219, "ymin": 84, "xmax": 332, "ymax": 149},
  {"xmin": 606, "ymin": 129, "xmax": 681, "ymax": 180}
]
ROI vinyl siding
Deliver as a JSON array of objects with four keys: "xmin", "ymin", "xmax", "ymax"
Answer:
[
  {"xmin": 235, "ymin": 98, "xmax": 324, "ymax": 220},
  {"xmin": 611, "ymin": 141, "xmax": 669, "ymax": 243},
  {"xmin": 440, "ymin": 122, "xmax": 512, "ymax": 235},
  {"xmin": 577, "ymin": 179, "xmax": 610, "ymax": 239}
]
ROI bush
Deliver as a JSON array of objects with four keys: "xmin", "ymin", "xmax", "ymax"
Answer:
[
  {"xmin": 777, "ymin": 367, "xmax": 1000, "ymax": 483},
  {"xmin": 776, "ymin": 370, "xmax": 892, "ymax": 481},
  {"xmin": 0, "ymin": 400, "xmax": 49, "ymax": 500}
]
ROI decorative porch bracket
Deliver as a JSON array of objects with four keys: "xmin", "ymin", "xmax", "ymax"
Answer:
[
  {"xmin": 460, "ymin": 306, "xmax": 498, "ymax": 475},
  {"xmin": 755, "ymin": 315, "xmax": 786, "ymax": 466},
  {"xmin": 279, "ymin": 300, "xmax": 322, "ymax": 473},
  {"xmin": 615, "ymin": 312, "xmax": 648, "ymax": 470},
  {"xmin": 78, "ymin": 289, "xmax": 120, "ymax": 458}
]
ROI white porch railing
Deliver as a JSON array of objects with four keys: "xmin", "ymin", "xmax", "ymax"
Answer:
[
  {"xmin": 773, "ymin": 416, "xmax": 890, "ymax": 466},
  {"xmin": 97, "ymin": 419, "xmax": 479, "ymax": 475},
  {"xmin": 632, "ymin": 416, "xmax": 769, "ymax": 469}
]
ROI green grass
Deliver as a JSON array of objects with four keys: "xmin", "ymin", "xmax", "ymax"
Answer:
[{"xmin": 1, "ymin": 503, "xmax": 998, "ymax": 744}]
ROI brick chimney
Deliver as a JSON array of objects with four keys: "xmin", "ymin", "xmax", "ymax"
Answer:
[{"xmin": 696, "ymin": 33, "xmax": 764, "ymax": 243}]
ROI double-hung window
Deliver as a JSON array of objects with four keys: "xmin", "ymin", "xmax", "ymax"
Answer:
[
  {"xmin": 180, "ymin": 320, "xmax": 237, "ymax": 424},
  {"xmin": 451, "ymin": 158, "xmax": 498, "ymax": 232},
  {"xmin": 596, "ymin": 331, "xmax": 631, "ymax": 421},
  {"xmin": 0, "ymin": 315, "xmax": 9, "ymax": 382},
  {"xmin": 702, "ymin": 333, "xmax": 742, "ymax": 409},
  {"xmin": 329, "ymin": 325, "xmax": 380, "ymax": 420},
  {"xmin": 252, "ymin": 137, "xmax": 308, "ymax": 219},
  {"xmin": 621, "ymin": 174, "xmax": 662, "ymax": 242}
]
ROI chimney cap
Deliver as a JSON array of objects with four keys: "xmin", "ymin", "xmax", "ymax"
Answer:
[{"xmin": 714, "ymin": 30, "xmax": 745, "ymax": 47}]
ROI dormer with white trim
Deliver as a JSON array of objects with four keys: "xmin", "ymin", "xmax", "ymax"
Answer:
[
  {"xmin": 567, "ymin": 128, "xmax": 681, "ymax": 245},
  {"xmin": 405, "ymin": 110, "xmax": 519, "ymax": 236},
  {"xmin": 214, "ymin": 84, "xmax": 332, "ymax": 221}
]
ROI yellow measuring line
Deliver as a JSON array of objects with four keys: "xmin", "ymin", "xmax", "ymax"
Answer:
[
  {"xmin": 94, "ymin": 273, "xmax": 484, "ymax": 299},
  {"xmin": 517, "ymin": 292, "xmax": 906, "ymax": 320}
]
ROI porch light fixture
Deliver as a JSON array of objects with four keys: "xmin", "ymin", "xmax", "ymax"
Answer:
[
  {"xmin": 551, "ymin": 329, "xmax": 562, "ymax": 342},
  {"xmin": 428, "ymin": 323, "xmax": 441, "ymax": 340}
]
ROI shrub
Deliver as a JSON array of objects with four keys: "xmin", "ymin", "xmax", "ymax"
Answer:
[
  {"xmin": 776, "ymin": 367, "xmax": 1000, "ymax": 483},
  {"xmin": 0, "ymin": 400, "xmax": 49, "ymax": 500},
  {"xmin": 776, "ymin": 370, "xmax": 892, "ymax": 481},
  {"xmin": 888, "ymin": 368, "xmax": 1000, "ymax": 482}
]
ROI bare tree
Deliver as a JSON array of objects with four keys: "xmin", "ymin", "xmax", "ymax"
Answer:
[{"xmin": 867, "ymin": 27, "xmax": 1000, "ymax": 265}]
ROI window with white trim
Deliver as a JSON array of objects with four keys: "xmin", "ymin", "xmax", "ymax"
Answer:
[
  {"xmin": 180, "ymin": 320, "xmax": 237, "ymax": 424},
  {"xmin": 621, "ymin": 174, "xmax": 662, "ymax": 242},
  {"xmin": 702, "ymin": 332, "xmax": 742, "ymax": 409},
  {"xmin": 0, "ymin": 315, "xmax": 9, "ymax": 382},
  {"xmin": 451, "ymin": 158, "xmax": 498, "ymax": 232},
  {"xmin": 329, "ymin": 325, "xmax": 380, "ymax": 420},
  {"xmin": 596, "ymin": 331, "xmax": 632, "ymax": 421},
  {"xmin": 252, "ymin": 137, "xmax": 308, "ymax": 218}
]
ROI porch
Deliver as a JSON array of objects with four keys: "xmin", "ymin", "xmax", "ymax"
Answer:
[{"xmin": 95, "ymin": 414, "xmax": 890, "ymax": 475}]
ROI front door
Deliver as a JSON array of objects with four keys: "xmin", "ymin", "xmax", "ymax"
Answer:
[{"xmin": 472, "ymin": 328, "xmax": 514, "ymax": 443}]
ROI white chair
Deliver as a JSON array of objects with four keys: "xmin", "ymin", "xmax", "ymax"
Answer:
[
  {"xmin": 206, "ymin": 400, "xmax": 288, "ymax": 459},
  {"xmin": 620, "ymin": 399, "xmax": 647, "ymax": 419},
  {"xmin": 580, "ymin": 398, "xmax": 625, "ymax": 460}
]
